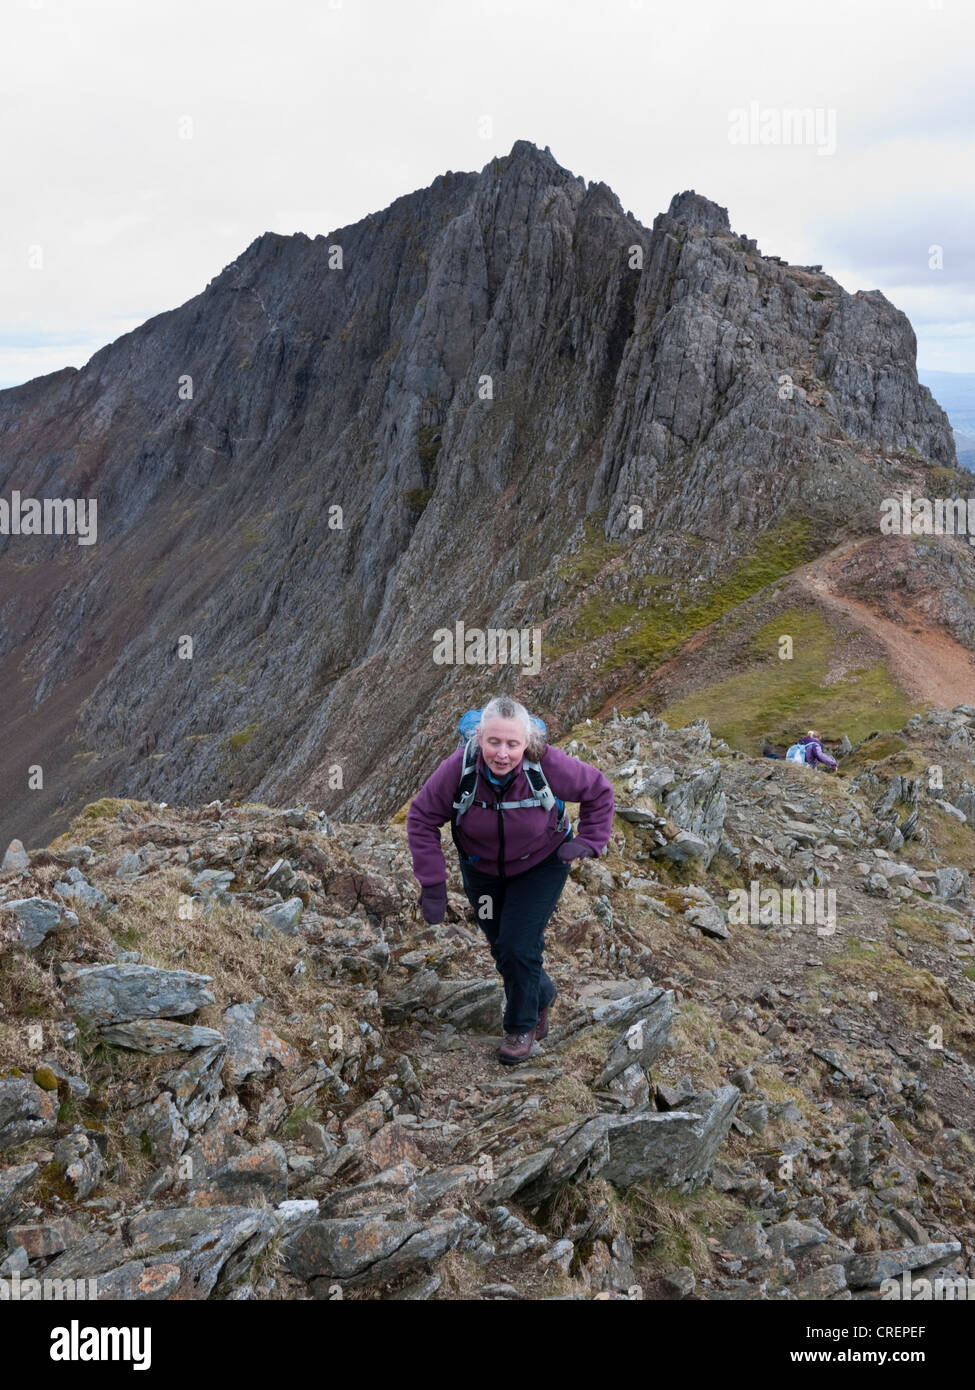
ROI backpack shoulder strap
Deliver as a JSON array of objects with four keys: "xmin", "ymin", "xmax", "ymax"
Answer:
[
  {"xmin": 522, "ymin": 759, "xmax": 567, "ymax": 832},
  {"xmin": 522, "ymin": 759, "xmax": 554, "ymax": 810},
  {"xmin": 452, "ymin": 738, "xmax": 480, "ymax": 820}
]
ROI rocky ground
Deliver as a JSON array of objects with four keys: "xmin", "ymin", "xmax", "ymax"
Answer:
[{"xmin": 2, "ymin": 706, "xmax": 974, "ymax": 1300}]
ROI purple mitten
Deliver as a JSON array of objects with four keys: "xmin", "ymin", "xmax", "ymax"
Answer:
[
  {"xmin": 419, "ymin": 881, "xmax": 447, "ymax": 924},
  {"xmin": 557, "ymin": 839, "xmax": 595, "ymax": 862}
]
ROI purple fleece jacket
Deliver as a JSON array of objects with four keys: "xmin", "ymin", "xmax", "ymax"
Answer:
[
  {"xmin": 798, "ymin": 736, "xmax": 838, "ymax": 769},
  {"xmin": 407, "ymin": 744, "xmax": 615, "ymax": 885}
]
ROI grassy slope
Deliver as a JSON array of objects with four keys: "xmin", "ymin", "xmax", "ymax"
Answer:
[
  {"xmin": 658, "ymin": 608, "xmax": 917, "ymax": 756},
  {"xmin": 547, "ymin": 514, "xmax": 920, "ymax": 756}
]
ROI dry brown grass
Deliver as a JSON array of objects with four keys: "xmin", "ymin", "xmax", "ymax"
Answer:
[
  {"xmin": 666, "ymin": 999, "xmax": 746, "ymax": 1087},
  {"xmin": 849, "ymin": 1216, "xmax": 884, "ymax": 1252},
  {"xmin": 887, "ymin": 904, "xmax": 952, "ymax": 947},
  {"xmin": 625, "ymin": 1181, "xmax": 742, "ymax": 1276},
  {"xmin": 825, "ymin": 936, "xmax": 966, "ymax": 1046},
  {"xmin": 435, "ymin": 1249, "xmax": 488, "ymax": 1298},
  {"xmin": 101, "ymin": 866, "xmax": 368, "ymax": 1059},
  {"xmin": 0, "ymin": 951, "xmax": 64, "ymax": 1065},
  {"xmin": 544, "ymin": 1175, "xmax": 633, "ymax": 1241},
  {"xmin": 557, "ymin": 1027, "xmax": 615, "ymax": 1081},
  {"xmin": 521, "ymin": 1069, "xmax": 601, "ymax": 1143}
]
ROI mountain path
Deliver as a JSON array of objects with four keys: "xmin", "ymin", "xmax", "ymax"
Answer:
[{"xmin": 795, "ymin": 538, "xmax": 975, "ymax": 708}]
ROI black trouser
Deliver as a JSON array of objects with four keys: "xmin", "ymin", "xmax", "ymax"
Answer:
[{"xmin": 458, "ymin": 844, "xmax": 570, "ymax": 1034}]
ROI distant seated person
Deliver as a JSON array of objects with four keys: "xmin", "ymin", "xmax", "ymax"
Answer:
[{"xmin": 786, "ymin": 729, "xmax": 838, "ymax": 771}]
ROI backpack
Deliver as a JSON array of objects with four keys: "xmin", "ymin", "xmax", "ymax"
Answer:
[
  {"xmin": 451, "ymin": 710, "xmax": 567, "ymax": 853},
  {"xmin": 785, "ymin": 743, "xmax": 807, "ymax": 764}
]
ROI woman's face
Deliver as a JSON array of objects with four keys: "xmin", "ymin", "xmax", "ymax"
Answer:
[{"xmin": 477, "ymin": 716, "xmax": 528, "ymax": 775}]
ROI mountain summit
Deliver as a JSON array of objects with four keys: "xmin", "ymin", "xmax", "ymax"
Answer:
[{"xmin": 0, "ymin": 139, "xmax": 970, "ymax": 846}]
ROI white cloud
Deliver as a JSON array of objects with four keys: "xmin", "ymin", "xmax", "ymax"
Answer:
[{"xmin": 1, "ymin": 0, "xmax": 972, "ymax": 387}]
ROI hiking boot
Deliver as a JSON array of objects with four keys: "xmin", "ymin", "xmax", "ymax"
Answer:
[
  {"xmin": 498, "ymin": 1028, "xmax": 536, "ymax": 1065},
  {"xmin": 535, "ymin": 991, "xmax": 557, "ymax": 1041}
]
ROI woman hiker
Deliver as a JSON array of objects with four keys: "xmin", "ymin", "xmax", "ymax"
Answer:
[
  {"xmin": 406, "ymin": 696, "xmax": 615, "ymax": 1066},
  {"xmin": 797, "ymin": 729, "xmax": 839, "ymax": 771}
]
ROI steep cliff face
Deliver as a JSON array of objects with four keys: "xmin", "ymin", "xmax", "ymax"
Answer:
[{"xmin": 0, "ymin": 140, "xmax": 966, "ymax": 845}]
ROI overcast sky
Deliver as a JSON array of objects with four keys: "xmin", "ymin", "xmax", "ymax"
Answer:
[{"xmin": 2, "ymin": 0, "xmax": 972, "ymax": 391}]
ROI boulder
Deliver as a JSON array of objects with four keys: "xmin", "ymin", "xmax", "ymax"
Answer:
[
  {"xmin": 0, "ymin": 1077, "xmax": 58, "ymax": 1150},
  {"xmin": 0, "ymin": 1163, "xmax": 39, "ymax": 1225},
  {"xmin": 122, "ymin": 1092, "xmax": 189, "ymax": 1165},
  {"xmin": 285, "ymin": 1211, "xmax": 474, "ymax": 1290},
  {"xmin": 381, "ymin": 971, "xmax": 505, "ymax": 1031},
  {"xmin": 2, "ymin": 897, "xmax": 63, "ymax": 950},
  {"xmin": 59, "ymin": 963, "xmax": 215, "ymax": 1023},
  {"xmin": 1, "ymin": 840, "xmax": 30, "ymax": 872},
  {"xmin": 660, "ymin": 764, "xmax": 727, "ymax": 864},
  {"xmin": 192, "ymin": 1140, "xmax": 288, "ymax": 1206},
  {"xmin": 48, "ymin": 1128, "xmax": 107, "ymax": 1201},
  {"xmin": 792, "ymin": 1264, "xmax": 848, "ymax": 1299},
  {"xmin": 656, "ymin": 1076, "xmax": 698, "ymax": 1110},
  {"xmin": 91, "ymin": 1262, "xmax": 183, "ymax": 1300},
  {"xmin": 158, "ymin": 1043, "xmax": 227, "ymax": 1131},
  {"xmin": 933, "ymin": 867, "xmax": 968, "ymax": 901},
  {"xmin": 42, "ymin": 1204, "xmax": 277, "ymax": 1299},
  {"xmin": 180, "ymin": 1096, "xmax": 249, "ymax": 1181},
  {"xmin": 260, "ymin": 898, "xmax": 303, "ymax": 934},
  {"xmin": 597, "ymin": 1086, "xmax": 741, "ymax": 1190},
  {"xmin": 843, "ymin": 1241, "xmax": 963, "ymax": 1289},
  {"xmin": 6, "ymin": 1217, "xmax": 86, "ymax": 1260},
  {"xmin": 98, "ymin": 1019, "xmax": 225, "ymax": 1053},
  {"xmin": 187, "ymin": 869, "xmax": 235, "ymax": 899},
  {"xmin": 685, "ymin": 901, "xmax": 730, "ymax": 939},
  {"xmin": 53, "ymin": 867, "xmax": 108, "ymax": 910},
  {"xmin": 221, "ymin": 998, "xmax": 301, "ymax": 1085},
  {"xmin": 718, "ymin": 1221, "xmax": 770, "ymax": 1260},
  {"xmin": 597, "ymin": 990, "xmax": 675, "ymax": 1086},
  {"xmin": 516, "ymin": 1114, "xmax": 615, "ymax": 1206},
  {"xmin": 275, "ymin": 1199, "xmax": 320, "ymax": 1237},
  {"xmin": 608, "ymin": 1062, "xmax": 651, "ymax": 1109},
  {"xmin": 59, "ymin": 845, "xmax": 95, "ymax": 865},
  {"xmin": 654, "ymin": 831, "xmax": 711, "ymax": 864},
  {"xmin": 765, "ymin": 1218, "xmax": 829, "ymax": 1256},
  {"xmin": 616, "ymin": 807, "xmax": 662, "ymax": 827},
  {"xmin": 478, "ymin": 1147, "xmax": 556, "ymax": 1205}
]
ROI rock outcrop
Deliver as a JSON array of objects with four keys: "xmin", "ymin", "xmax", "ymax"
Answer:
[{"xmin": 2, "ymin": 705, "xmax": 974, "ymax": 1300}]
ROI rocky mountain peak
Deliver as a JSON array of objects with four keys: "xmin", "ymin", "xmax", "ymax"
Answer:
[
  {"xmin": 0, "ymin": 142, "xmax": 968, "ymax": 852},
  {"xmin": 658, "ymin": 188, "xmax": 733, "ymax": 235},
  {"xmin": 499, "ymin": 137, "xmax": 561, "ymax": 168}
]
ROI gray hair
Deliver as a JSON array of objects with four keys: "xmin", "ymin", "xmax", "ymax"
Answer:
[{"xmin": 477, "ymin": 695, "xmax": 547, "ymax": 761}]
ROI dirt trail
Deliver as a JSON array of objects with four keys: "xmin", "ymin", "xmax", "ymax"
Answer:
[{"xmin": 796, "ymin": 538, "xmax": 975, "ymax": 708}]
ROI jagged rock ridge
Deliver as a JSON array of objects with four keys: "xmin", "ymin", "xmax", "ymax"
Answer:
[{"xmin": 0, "ymin": 139, "xmax": 965, "ymax": 846}]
